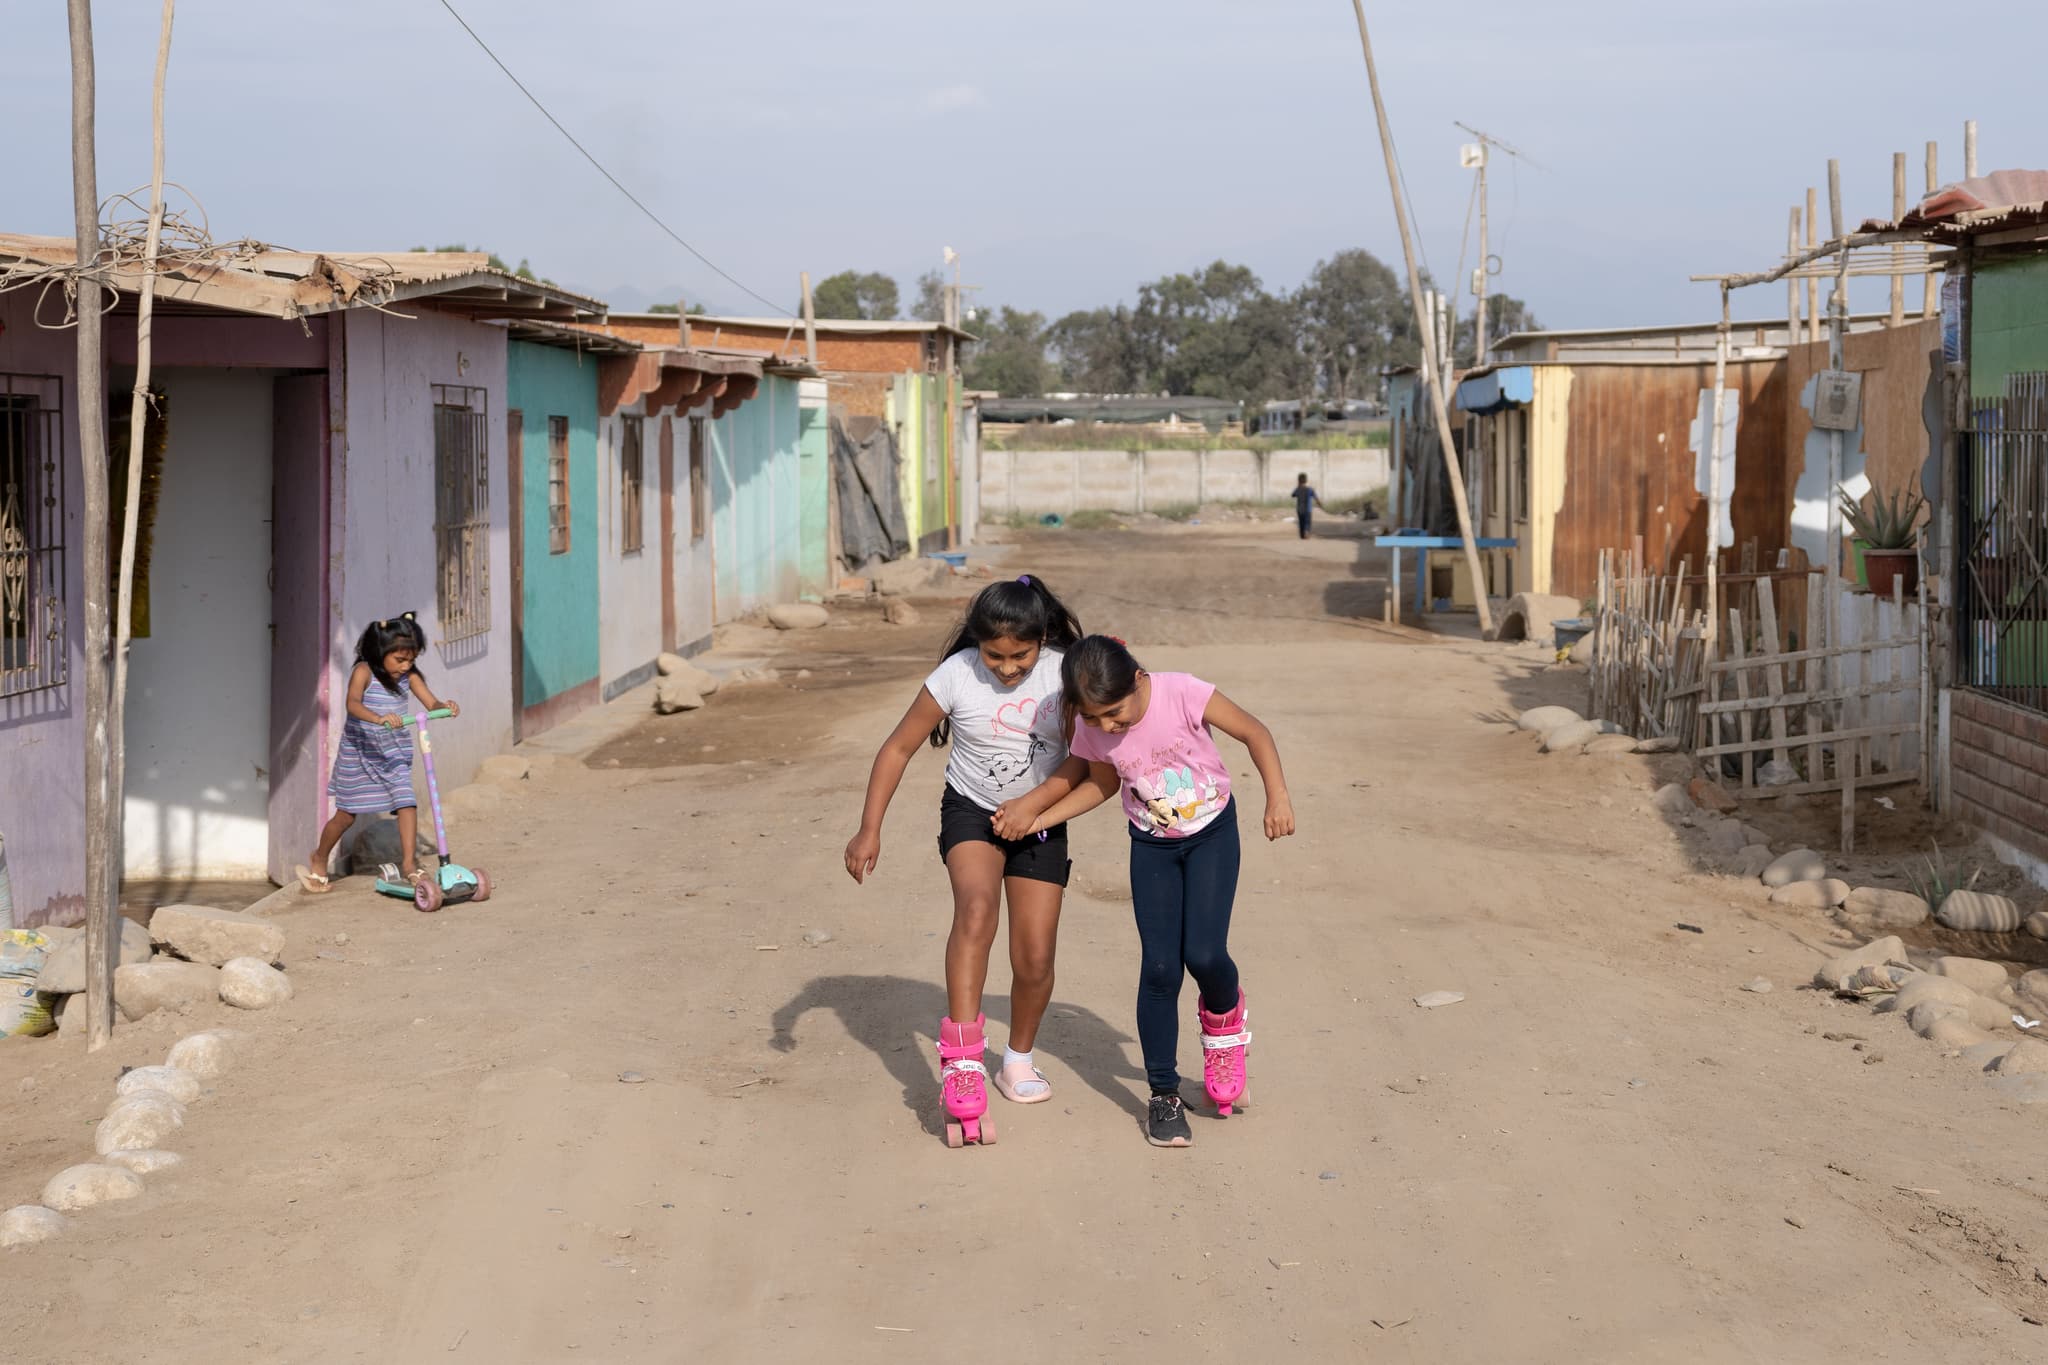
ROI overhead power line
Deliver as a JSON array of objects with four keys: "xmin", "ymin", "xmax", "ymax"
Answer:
[{"xmin": 433, "ymin": 0, "xmax": 792, "ymax": 318}]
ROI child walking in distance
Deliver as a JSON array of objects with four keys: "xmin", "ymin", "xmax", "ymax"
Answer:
[
  {"xmin": 296, "ymin": 614, "xmax": 458, "ymax": 894},
  {"xmin": 844, "ymin": 576, "xmax": 1083, "ymax": 1147},
  {"xmin": 1292, "ymin": 472, "xmax": 1327, "ymax": 539},
  {"xmin": 995, "ymin": 635, "xmax": 1294, "ymax": 1148}
]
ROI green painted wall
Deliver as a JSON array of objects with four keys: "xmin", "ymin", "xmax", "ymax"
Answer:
[
  {"xmin": 710, "ymin": 374, "xmax": 803, "ymax": 618},
  {"xmin": 797, "ymin": 397, "xmax": 829, "ymax": 599},
  {"xmin": 1970, "ymin": 255, "xmax": 2048, "ymax": 399},
  {"xmin": 891, "ymin": 372, "xmax": 955, "ymax": 547},
  {"xmin": 507, "ymin": 341, "xmax": 600, "ymax": 705}
]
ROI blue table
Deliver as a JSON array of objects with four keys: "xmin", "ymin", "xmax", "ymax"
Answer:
[{"xmin": 1375, "ymin": 533, "xmax": 1518, "ymax": 619}]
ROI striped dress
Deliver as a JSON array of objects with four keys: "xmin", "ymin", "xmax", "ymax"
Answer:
[{"xmin": 328, "ymin": 671, "xmax": 419, "ymax": 814}]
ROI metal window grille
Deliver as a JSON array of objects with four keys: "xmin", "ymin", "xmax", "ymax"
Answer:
[
  {"xmin": 547, "ymin": 415, "xmax": 570, "ymax": 555},
  {"xmin": 1, "ymin": 373, "xmax": 67, "ymax": 699},
  {"xmin": 1955, "ymin": 371, "xmax": 2048, "ymax": 715},
  {"xmin": 620, "ymin": 415, "xmax": 645, "ymax": 554},
  {"xmin": 432, "ymin": 384, "xmax": 491, "ymax": 645},
  {"xmin": 689, "ymin": 417, "xmax": 707, "ymax": 542}
]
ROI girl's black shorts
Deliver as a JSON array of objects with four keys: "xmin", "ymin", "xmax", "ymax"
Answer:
[{"xmin": 936, "ymin": 785, "xmax": 1072, "ymax": 887}]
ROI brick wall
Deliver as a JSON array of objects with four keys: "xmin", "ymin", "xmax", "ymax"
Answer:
[{"xmin": 1950, "ymin": 689, "xmax": 2048, "ymax": 860}]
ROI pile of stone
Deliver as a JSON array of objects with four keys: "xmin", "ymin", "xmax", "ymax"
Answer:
[
  {"xmin": 652, "ymin": 651, "xmax": 722, "ymax": 715},
  {"xmin": 1516, "ymin": 706, "xmax": 1684, "ymax": 757},
  {"xmin": 31, "ymin": 904, "xmax": 293, "ymax": 1028},
  {"xmin": 1813, "ymin": 936, "xmax": 2048, "ymax": 1101},
  {"xmin": 0, "ymin": 1028, "xmax": 244, "ymax": 1248}
]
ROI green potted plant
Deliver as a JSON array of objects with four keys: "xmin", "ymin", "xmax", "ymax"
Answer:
[{"xmin": 1838, "ymin": 483, "xmax": 1926, "ymax": 596}]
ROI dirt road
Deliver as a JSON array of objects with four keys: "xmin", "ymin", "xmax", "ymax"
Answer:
[{"xmin": 6, "ymin": 520, "xmax": 2047, "ymax": 1362}]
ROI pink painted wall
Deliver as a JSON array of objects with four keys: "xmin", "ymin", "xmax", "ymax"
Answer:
[
  {"xmin": 330, "ymin": 311, "xmax": 514, "ymax": 834},
  {"xmin": 0, "ymin": 292, "xmax": 87, "ymax": 927},
  {"xmin": 107, "ymin": 313, "xmax": 328, "ymax": 370}
]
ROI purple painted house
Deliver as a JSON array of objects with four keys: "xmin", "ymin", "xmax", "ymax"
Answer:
[{"xmin": 0, "ymin": 238, "xmax": 601, "ymax": 926}]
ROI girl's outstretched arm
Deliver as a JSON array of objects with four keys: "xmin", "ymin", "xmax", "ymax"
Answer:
[
  {"xmin": 1204, "ymin": 691, "xmax": 1295, "ymax": 840},
  {"xmin": 845, "ymin": 688, "xmax": 947, "ymax": 884},
  {"xmin": 1022, "ymin": 761, "xmax": 1119, "ymax": 834}
]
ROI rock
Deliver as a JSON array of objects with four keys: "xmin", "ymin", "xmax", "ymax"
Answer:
[
  {"xmin": 1688, "ymin": 778, "xmax": 1738, "ymax": 814},
  {"xmin": 1771, "ymin": 879, "xmax": 1851, "ymax": 909},
  {"xmin": 1961, "ymin": 1040, "xmax": 2013, "ymax": 1071},
  {"xmin": 653, "ymin": 676, "xmax": 704, "ymax": 714},
  {"xmin": 115, "ymin": 1065, "xmax": 202, "ymax": 1105},
  {"xmin": 1635, "ymin": 735, "xmax": 1684, "ymax": 754},
  {"xmin": 95, "ymin": 1092, "xmax": 186, "ymax": 1155},
  {"xmin": 1731, "ymin": 845, "xmax": 1776, "ymax": 879},
  {"xmin": 1933, "ymin": 956, "xmax": 2012, "ymax": 997},
  {"xmin": 103, "ymin": 1149, "xmax": 183, "ymax": 1175},
  {"xmin": 655, "ymin": 652, "xmax": 689, "ymax": 676},
  {"xmin": 1845, "ymin": 961, "xmax": 1913, "ymax": 993},
  {"xmin": 113, "ymin": 961, "xmax": 220, "ymax": 1021},
  {"xmin": 165, "ymin": 1030, "xmax": 244, "ymax": 1079},
  {"xmin": 1887, "ymin": 976, "xmax": 2011, "ymax": 1033},
  {"xmin": 766, "ymin": 602, "xmax": 829, "ymax": 631},
  {"xmin": 149, "ymin": 904, "xmax": 285, "ymax": 969},
  {"xmin": 801, "ymin": 928, "xmax": 834, "ymax": 946},
  {"xmin": 477, "ymin": 754, "xmax": 531, "ymax": 785},
  {"xmin": 2027, "ymin": 911, "xmax": 2048, "ymax": 940},
  {"xmin": 33, "ymin": 916, "xmax": 151, "ymax": 994},
  {"xmin": 1496, "ymin": 592, "xmax": 1586, "ymax": 645},
  {"xmin": 1936, "ymin": 889, "xmax": 2024, "ymax": 933},
  {"xmin": 881, "ymin": 597, "xmax": 922, "ymax": 626},
  {"xmin": 1761, "ymin": 849, "xmax": 1827, "ymax": 888},
  {"xmin": 1841, "ymin": 886, "xmax": 1930, "ymax": 930},
  {"xmin": 41, "ymin": 1164, "xmax": 144, "ymax": 1212},
  {"xmin": 872, "ymin": 556, "xmax": 952, "ymax": 596},
  {"xmin": 346, "ymin": 816, "xmax": 430, "ymax": 876},
  {"xmin": 1702, "ymin": 820, "xmax": 1749, "ymax": 856},
  {"xmin": 1923, "ymin": 1013, "xmax": 1993, "ymax": 1048},
  {"xmin": 1540, "ymin": 720, "xmax": 1603, "ymax": 753},
  {"xmin": 1568, "ymin": 634, "xmax": 1595, "ymax": 665},
  {"xmin": 218, "ymin": 958, "xmax": 293, "ymax": 1011},
  {"xmin": 0, "ymin": 1204, "xmax": 67, "ymax": 1247},
  {"xmin": 1742, "ymin": 977, "xmax": 1773, "ymax": 994},
  {"xmin": 1413, "ymin": 990, "xmax": 1466, "ymax": 1009},
  {"xmin": 1651, "ymin": 783, "xmax": 1691, "ymax": 815},
  {"xmin": 1998, "ymin": 1040, "xmax": 2048, "ymax": 1074},
  {"xmin": 2018, "ymin": 970, "xmax": 2048, "ymax": 1012},
  {"xmin": 1516, "ymin": 705, "xmax": 1585, "ymax": 733},
  {"xmin": 1814, "ymin": 936, "xmax": 1912, "ymax": 992}
]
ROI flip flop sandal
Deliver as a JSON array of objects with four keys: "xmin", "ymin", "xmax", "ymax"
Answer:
[
  {"xmin": 293, "ymin": 864, "xmax": 333, "ymax": 895},
  {"xmin": 993, "ymin": 1059, "xmax": 1053, "ymax": 1104}
]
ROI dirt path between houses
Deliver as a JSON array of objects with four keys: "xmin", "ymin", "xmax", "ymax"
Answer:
[{"xmin": 5, "ymin": 519, "xmax": 2048, "ymax": 1362}]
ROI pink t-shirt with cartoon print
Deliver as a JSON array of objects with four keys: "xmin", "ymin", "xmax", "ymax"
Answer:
[{"xmin": 1070, "ymin": 671, "xmax": 1232, "ymax": 838}]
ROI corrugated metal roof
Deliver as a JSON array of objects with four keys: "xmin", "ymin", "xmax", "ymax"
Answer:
[
  {"xmin": 679, "ymin": 313, "xmax": 977, "ymax": 342},
  {"xmin": 1860, "ymin": 169, "xmax": 2048, "ymax": 241}
]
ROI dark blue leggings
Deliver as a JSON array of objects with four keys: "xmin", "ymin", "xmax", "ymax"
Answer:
[{"xmin": 1129, "ymin": 801, "xmax": 1241, "ymax": 1093}]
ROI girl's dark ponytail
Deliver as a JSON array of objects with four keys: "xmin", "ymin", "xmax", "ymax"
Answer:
[{"xmin": 928, "ymin": 574, "xmax": 1084, "ymax": 748}]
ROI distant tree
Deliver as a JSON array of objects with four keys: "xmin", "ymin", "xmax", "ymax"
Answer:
[
  {"xmin": 646, "ymin": 303, "xmax": 681, "ymax": 314},
  {"xmin": 962, "ymin": 307, "xmax": 1051, "ymax": 396},
  {"xmin": 1048, "ymin": 305, "xmax": 1143, "ymax": 393},
  {"xmin": 406, "ymin": 243, "xmax": 556, "ymax": 286},
  {"xmin": 1456, "ymin": 294, "xmax": 1543, "ymax": 364},
  {"xmin": 687, "ymin": 304, "xmax": 707, "ymax": 315},
  {"xmin": 1299, "ymin": 249, "xmax": 1409, "ymax": 401},
  {"xmin": 912, "ymin": 270, "xmax": 949, "ymax": 324},
  {"xmin": 811, "ymin": 270, "xmax": 900, "ymax": 320}
]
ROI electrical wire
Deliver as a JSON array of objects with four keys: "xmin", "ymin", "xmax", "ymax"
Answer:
[{"xmin": 433, "ymin": 0, "xmax": 793, "ymax": 318}]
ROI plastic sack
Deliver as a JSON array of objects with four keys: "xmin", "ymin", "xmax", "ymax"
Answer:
[{"xmin": 1, "ymin": 929, "xmax": 55, "ymax": 1037}]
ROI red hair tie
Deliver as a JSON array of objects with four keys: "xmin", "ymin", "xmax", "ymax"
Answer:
[{"xmin": 1107, "ymin": 634, "xmax": 1127, "ymax": 646}]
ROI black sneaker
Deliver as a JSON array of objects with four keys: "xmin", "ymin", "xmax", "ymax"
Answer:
[{"xmin": 1146, "ymin": 1092, "xmax": 1192, "ymax": 1147}]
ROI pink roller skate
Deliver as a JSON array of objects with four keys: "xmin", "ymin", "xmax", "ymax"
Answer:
[
  {"xmin": 937, "ymin": 1014, "xmax": 996, "ymax": 1147},
  {"xmin": 1199, "ymin": 991, "xmax": 1251, "ymax": 1116}
]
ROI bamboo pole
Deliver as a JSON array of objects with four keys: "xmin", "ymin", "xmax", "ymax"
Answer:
[
  {"xmin": 1922, "ymin": 141, "xmax": 1939, "ymax": 319},
  {"xmin": 1826, "ymin": 160, "xmax": 1847, "ymax": 691},
  {"xmin": 1787, "ymin": 207, "xmax": 1801, "ymax": 343},
  {"xmin": 1347, "ymin": 0, "xmax": 1494, "ymax": 635},
  {"xmin": 1705, "ymin": 286, "xmax": 1730, "ymax": 653},
  {"xmin": 111, "ymin": 0, "xmax": 175, "ymax": 911},
  {"xmin": 67, "ymin": 0, "xmax": 116, "ymax": 1051},
  {"xmin": 1805, "ymin": 187, "xmax": 1819, "ymax": 346},
  {"xmin": 1890, "ymin": 152, "xmax": 1906, "ymax": 327}
]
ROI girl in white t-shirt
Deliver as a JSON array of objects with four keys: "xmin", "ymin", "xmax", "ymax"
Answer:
[{"xmin": 845, "ymin": 575, "xmax": 1083, "ymax": 1146}]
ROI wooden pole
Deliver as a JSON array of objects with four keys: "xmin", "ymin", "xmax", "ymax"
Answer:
[
  {"xmin": 1805, "ymin": 187, "xmax": 1819, "ymax": 347},
  {"xmin": 1964, "ymin": 120, "xmax": 1978, "ymax": 178},
  {"xmin": 1890, "ymin": 152, "xmax": 1906, "ymax": 327},
  {"xmin": 1826, "ymin": 160, "xmax": 1847, "ymax": 688},
  {"xmin": 1922, "ymin": 142, "xmax": 1939, "ymax": 319},
  {"xmin": 111, "ymin": 0, "xmax": 175, "ymax": 911},
  {"xmin": 1347, "ymin": 0, "xmax": 1494, "ymax": 634},
  {"xmin": 1475, "ymin": 149, "xmax": 1489, "ymax": 366},
  {"xmin": 798, "ymin": 270, "xmax": 817, "ymax": 365},
  {"xmin": 1786, "ymin": 207, "xmax": 1801, "ymax": 343},
  {"xmin": 67, "ymin": 0, "xmax": 116, "ymax": 1052},
  {"xmin": 1706, "ymin": 286, "xmax": 1730, "ymax": 653}
]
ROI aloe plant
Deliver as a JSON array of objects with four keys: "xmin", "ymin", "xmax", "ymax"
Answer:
[
  {"xmin": 1838, "ymin": 484, "xmax": 1926, "ymax": 551},
  {"xmin": 1905, "ymin": 838, "xmax": 1981, "ymax": 912}
]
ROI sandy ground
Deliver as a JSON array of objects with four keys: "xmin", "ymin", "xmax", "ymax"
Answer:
[{"xmin": 5, "ymin": 518, "xmax": 2048, "ymax": 1362}]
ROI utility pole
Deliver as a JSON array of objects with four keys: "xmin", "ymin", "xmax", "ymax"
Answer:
[
  {"xmin": 1454, "ymin": 122, "xmax": 1536, "ymax": 368},
  {"xmin": 67, "ymin": 0, "xmax": 116, "ymax": 1051},
  {"xmin": 1352, "ymin": 2, "xmax": 1494, "ymax": 634},
  {"xmin": 798, "ymin": 270, "xmax": 817, "ymax": 365}
]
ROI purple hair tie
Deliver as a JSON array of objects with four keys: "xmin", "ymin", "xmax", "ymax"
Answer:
[{"xmin": 1018, "ymin": 575, "xmax": 1032, "ymax": 586}]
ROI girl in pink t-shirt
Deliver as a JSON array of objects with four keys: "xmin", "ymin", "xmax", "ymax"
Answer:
[{"xmin": 996, "ymin": 635, "xmax": 1295, "ymax": 1149}]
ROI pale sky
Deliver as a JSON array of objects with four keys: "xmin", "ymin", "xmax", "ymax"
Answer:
[{"xmin": 3, "ymin": 1, "xmax": 2036, "ymax": 330}]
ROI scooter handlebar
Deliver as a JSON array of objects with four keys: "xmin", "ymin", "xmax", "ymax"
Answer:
[{"xmin": 399, "ymin": 708, "xmax": 456, "ymax": 727}]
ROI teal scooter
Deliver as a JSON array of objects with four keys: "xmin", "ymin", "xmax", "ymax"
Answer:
[{"xmin": 372, "ymin": 708, "xmax": 494, "ymax": 913}]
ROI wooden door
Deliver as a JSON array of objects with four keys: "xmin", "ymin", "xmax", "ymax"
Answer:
[{"xmin": 659, "ymin": 414, "xmax": 677, "ymax": 653}]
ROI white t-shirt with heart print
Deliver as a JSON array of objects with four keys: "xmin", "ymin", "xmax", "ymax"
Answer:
[{"xmin": 923, "ymin": 646, "xmax": 1068, "ymax": 811}]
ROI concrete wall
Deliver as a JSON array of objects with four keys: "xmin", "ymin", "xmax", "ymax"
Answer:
[
  {"xmin": 706, "ymin": 375, "xmax": 803, "ymax": 620},
  {"xmin": 1948, "ymin": 688, "xmax": 2048, "ymax": 873},
  {"xmin": 597, "ymin": 408, "xmax": 663, "ymax": 698},
  {"xmin": 337, "ymin": 310, "xmax": 513, "ymax": 808},
  {"xmin": 797, "ymin": 379, "xmax": 831, "ymax": 599},
  {"xmin": 122, "ymin": 369, "xmax": 275, "ymax": 879},
  {"xmin": 508, "ymin": 341, "xmax": 601, "ymax": 728},
  {"xmin": 979, "ymin": 446, "xmax": 1391, "ymax": 519}
]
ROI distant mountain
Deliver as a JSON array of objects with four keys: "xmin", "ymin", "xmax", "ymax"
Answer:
[{"xmin": 566, "ymin": 280, "xmax": 747, "ymax": 315}]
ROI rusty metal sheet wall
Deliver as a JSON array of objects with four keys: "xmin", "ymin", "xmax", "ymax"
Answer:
[{"xmin": 1550, "ymin": 361, "xmax": 1789, "ymax": 603}]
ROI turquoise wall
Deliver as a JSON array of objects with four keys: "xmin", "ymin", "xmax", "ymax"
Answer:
[
  {"xmin": 1971, "ymin": 256, "xmax": 2048, "ymax": 399},
  {"xmin": 507, "ymin": 340, "xmax": 600, "ymax": 705},
  {"xmin": 798, "ymin": 398, "xmax": 829, "ymax": 599},
  {"xmin": 710, "ymin": 374, "xmax": 803, "ymax": 619}
]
